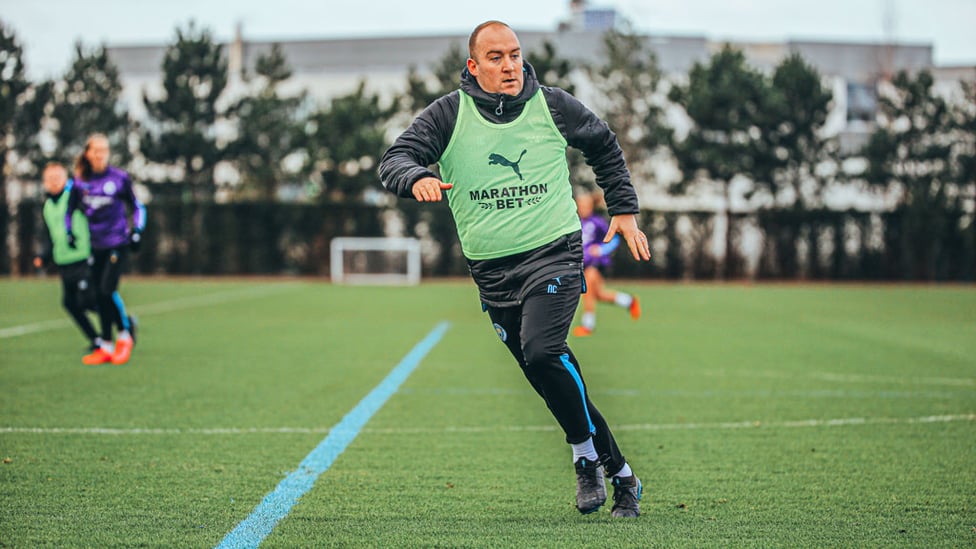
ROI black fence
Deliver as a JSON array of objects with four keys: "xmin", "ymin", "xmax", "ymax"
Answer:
[{"xmin": 6, "ymin": 199, "xmax": 975, "ymax": 281}]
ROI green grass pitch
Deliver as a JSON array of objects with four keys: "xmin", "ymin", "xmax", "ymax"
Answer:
[{"xmin": 1, "ymin": 278, "xmax": 974, "ymax": 547}]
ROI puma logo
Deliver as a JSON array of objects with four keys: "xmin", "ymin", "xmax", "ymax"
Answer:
[{"xmin": 488, "ymin": 150, "xmax": 527, "ymax": 181}]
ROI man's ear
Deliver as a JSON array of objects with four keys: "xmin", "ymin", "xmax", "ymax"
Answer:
[{"xmin": 467, "ymin": 57, "xmax": 478, "ymax": 77}]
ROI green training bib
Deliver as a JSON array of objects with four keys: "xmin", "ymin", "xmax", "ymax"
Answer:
[
  {"xmin": 42, "ymin": 181, "xmax": 91, "ymax": 265},
  {"xmin": 438, "ymin": 90, "xmax": 580, "ymax": 260}
]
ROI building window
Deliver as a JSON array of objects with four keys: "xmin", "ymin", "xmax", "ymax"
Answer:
[{"xmin": 846, "ymin": 81, "xmax": 877, "ymax": 123}]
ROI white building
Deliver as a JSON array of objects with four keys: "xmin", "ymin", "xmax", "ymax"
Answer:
[
  {"xmin": 102, "ymin": 3, "xmax": 969, "ymax": 215},
  {"xmin": 106, "ymin": 12, "xmax": 943, "ymax": 164}
]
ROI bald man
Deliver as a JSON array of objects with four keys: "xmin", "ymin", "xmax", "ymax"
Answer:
[{"xmin": 380, "ymin": 20, "xmax": 649, "ymax": 517}]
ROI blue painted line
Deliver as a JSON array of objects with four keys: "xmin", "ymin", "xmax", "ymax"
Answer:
[{"xmin": 216, "ymin": 321, "xmax": 450, "ymax": 549}]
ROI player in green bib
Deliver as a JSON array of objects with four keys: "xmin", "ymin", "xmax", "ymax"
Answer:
[
  {"xmin": 33, "ymin": 162, "xmax": 105, "ymax": 360},
  {"xmin": 380, "ymin": 21, "xmax": 652, "ymax": 517}
]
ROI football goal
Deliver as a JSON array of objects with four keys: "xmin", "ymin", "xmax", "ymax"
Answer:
[{"xmin": 330, "ymin": 237, "xmax": 422, "ymax": 285}]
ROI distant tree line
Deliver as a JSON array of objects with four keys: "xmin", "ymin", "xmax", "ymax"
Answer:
[{"xmin": 1, "ymin": 18, "xmax": 974, "ymax": 279}]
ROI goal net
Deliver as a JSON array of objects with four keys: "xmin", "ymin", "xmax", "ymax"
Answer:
[{"xmin": 330, "ymin": 237, "xmax": 422, "ymax": 285}]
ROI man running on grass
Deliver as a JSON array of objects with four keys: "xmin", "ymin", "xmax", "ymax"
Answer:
[
  {"xmin": 379, "ymin": 20, "xmax": 651, "ymax": 517},
  {"xmin": 34, "ymin": 162, "xmax": 103, "ymax": 360}
]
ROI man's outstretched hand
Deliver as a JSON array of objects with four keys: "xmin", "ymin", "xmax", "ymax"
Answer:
[
  {"xmin": 412, "ymin": 177, "xmax": 453, "ymax": 202},
  {"xmin": 604, "ymin": 214, "xmax": 651, "ymax": 261}
]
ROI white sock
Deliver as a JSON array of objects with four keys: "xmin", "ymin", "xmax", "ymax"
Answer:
[
  {"xmin": 119, "ymin": 330, "xmax": 131, "ymax": 340},
  {"xmin": 614, "ymin": 293, "xmax": 633, "ymax": 308},
  {"xmin": 571, "ymin": 438, "xmax": 599, "ymax": 462},
  {"xmin": 612, "ymin": 462, "xmax": 633, "ymax": 479},
  {"xmin": 581, "ymin": 312, "xmax": 596, "ymax": 330}
]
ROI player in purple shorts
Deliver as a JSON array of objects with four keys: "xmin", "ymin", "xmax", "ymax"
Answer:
[
  {"xmin": 66, "ymin": 134, "xmax": 146, "ymax": 365},
  {"xmin": 572, "ymin": 191, "xmax": 641, "ymax": 337}
]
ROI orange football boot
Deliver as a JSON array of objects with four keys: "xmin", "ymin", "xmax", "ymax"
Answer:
[
  {"xmin": 110, "ymin": 334, "xmax": 134, "ymax": 365},
  {"xmin": 572, "ymin": 325, "xmax": 593, "ymax": 337},
  {"xmin": 82, "ymin": 346, "xmax": 113, "ymax": 365}
]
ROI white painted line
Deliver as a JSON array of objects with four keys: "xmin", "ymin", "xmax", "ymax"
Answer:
[
  {"xmin": 703, "ymin": 369, "xmax": 975, "ymax": 388},
  {"xmin": 4, "ymin": 413, "xmax": 972, "ymax": 436},
  {"xmin": 0, "ymin": 318, "xmax": 72, "ymax": 338},
  {"xmin": 135, "ymin": 284, "xmax": 298, "ymax": 316},
  {"xmin": 0, "ymin": 284, "xmax": 298, "ymax": 339},
  {"xmin": 614, "ymin": 413, "xmax": 976, "ymax": 432}
]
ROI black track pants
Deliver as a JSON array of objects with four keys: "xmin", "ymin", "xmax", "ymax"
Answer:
[
  {"xmin": 484, "ymin": 273, "xmax": 626, "ymax": 475},
  {"xmin": 91, "ymin": 248, "xmax": 131, "ymax": 340},
  {"xmin": 59, "ymin": 260, "xmax": 98, "ymax": 343}
]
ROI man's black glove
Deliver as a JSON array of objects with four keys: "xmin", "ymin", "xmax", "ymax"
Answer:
[
  {"xmin": 130, "ymin": 231, "xmax": 142, "ymax": 253},
  {"xmin": 66, "ymin": 230, "xmax": 77, "ymax": 249}
]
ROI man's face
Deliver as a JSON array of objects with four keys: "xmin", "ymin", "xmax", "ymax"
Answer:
[
  {"xmin": 85, "ymin": 137, "xmax": 110, "ymax": 174},
  {"xmin": 467, "ymin": 25, "xmax": 524, "ymax": 96},
  {"xmin": 42, "ymin": 166, "xmax": 67, "ymax": 195}
]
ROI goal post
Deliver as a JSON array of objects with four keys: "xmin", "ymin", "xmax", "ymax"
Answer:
[{"xmin": 330, "ymin": 237, "xmax": 422, "ymax": 285}]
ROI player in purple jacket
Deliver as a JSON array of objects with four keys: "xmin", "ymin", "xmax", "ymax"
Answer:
[
  {"xmin": 572, "ymin": 191, "xmax": 640, "ymax": 337},
  {"xmin": 66, "ymin": 134, "xmax": 146, "ymax": 365}
]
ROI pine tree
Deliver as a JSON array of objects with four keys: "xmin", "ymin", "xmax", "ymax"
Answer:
[
  {"xmin": 863, "ymin": 70, "xmax": 961, "ymax": 279},
  {"xmin": 51, "ymin": 42, "xmax": 130, "ymax": 165},
  {"xmin": 956, "ymin": 82, "xmax": 976, "ymax": 186},
  {"xmin": 762, "ymin": 53, "xmax": 837, "ymax": 278},
  {"xmin": 0, "ymin": 21, "xmax": 50, "ymax": 181},
  {"xmin": 529, "ymin": 39, "xmax": 575, "ymax": 94},
  {"xmin": 766, "ymin": 53, "xmax": 835, "ymax": 209},
  {"xmin": 401, "ymin": 43, "xmax": 467, "ymax": 115},
  {"xmin": 587, "ymin": 25, "xmax": 671, "ymax": 193},
  {"xmin": 141, "ymin": 21, "xmax": 228, "ymax": 200},
  {"xmin": 668, "ymin": 45, "xmax": 776, "ymax": 279},
  {"xmin": 226, "ymin": 43, "xmax": 308, "ymax": 201},
  {"xmin": 1, "ymin": 21, "xmax": 29, "ymax": 194},
  {"xmin": 305, "ymin": 81, "xmax": 398, "ymax": 201},
  {"xmin": 952, "ymin": 81, "xmax": 976, "ymax": 279},
  {"xmin": 1, "ymin": 21, "xmax": 51, "ymax": 274}
]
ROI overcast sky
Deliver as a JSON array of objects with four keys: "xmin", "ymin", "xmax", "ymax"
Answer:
[{"xmin": 2, "ymin": 0, "xmax": 974, "ymax": 79}]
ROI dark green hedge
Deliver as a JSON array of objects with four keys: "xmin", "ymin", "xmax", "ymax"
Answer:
[{"xmin": 8, "ymin": 200, "xmax": 974, "ymax": 281}]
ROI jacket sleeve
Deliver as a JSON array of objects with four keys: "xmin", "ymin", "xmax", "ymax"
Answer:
[
  {"xmin": 543, "ymin": 87, "xmax": 639, "ymax": 216},
  {"xmin": 378, "ymin": 92, "xmax": 460, "ymax": 199},
  {"xmin": 121, "ymin": 171, "xmax": 147, "ymax": 233},
  {"xmin": 37, "ymin": 212, "xmax": 53, "ymax": 265},
  {"xmin": 64, "ymin": 183, "xmax": 82, "ymax": 234}
]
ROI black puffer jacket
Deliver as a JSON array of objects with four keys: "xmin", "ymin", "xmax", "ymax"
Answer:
[
  {"xmin": 379, "ymin": 62, "xmax": 639, "ymax": 306},
  {"xmin": 379, "ymin": 62, "xmax": 639, "ymax": 216}
]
